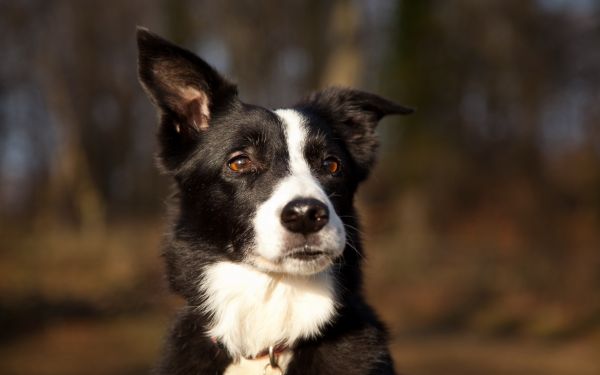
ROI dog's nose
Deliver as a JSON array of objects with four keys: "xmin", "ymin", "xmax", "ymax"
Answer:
[{"xmin": 281, "ymin": 198, "xmax": 329, "ymax": 234}]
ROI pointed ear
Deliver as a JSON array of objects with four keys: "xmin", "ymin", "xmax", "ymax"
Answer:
[
  {"xmin": 136, "ymin": 27, "xmax": 237, "ymax": 171},
  {"xmin": 297, "ymin": 87, "xmax": 413, "ymax": 179}
]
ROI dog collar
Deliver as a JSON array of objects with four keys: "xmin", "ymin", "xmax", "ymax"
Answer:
[{"xmin": 210, "ymin": 337, "xmax": 289, "ymax": 361}]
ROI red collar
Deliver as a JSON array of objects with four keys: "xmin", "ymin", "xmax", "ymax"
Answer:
[
  {"xmin": 253, "ymin": 344, "xmax": 289, "ymax": 360},
  {"xmin": 211, "ymin": 337, "xmax": 290, "ymax": 360}
]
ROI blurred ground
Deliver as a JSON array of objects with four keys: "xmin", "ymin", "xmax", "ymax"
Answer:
[
  {"xmin": 391, "ymin": 335, "xmax": 600, "ymax": 375},
  {"xmin": 1, "ymin": 219, "xmax": 599, "ymax": 374},
  {"xmin": 2, "ymin": 316, "xmax": 599, "ymax": 375}
]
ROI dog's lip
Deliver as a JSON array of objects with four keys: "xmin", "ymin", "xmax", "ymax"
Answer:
[{"xmin": 285, "ymin": 246, "xmax": 328, "ymax": 261}]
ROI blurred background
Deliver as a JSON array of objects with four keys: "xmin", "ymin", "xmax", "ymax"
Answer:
[{"xmin": 1, "ymin": 0, "xmax": 600, "ymax": 374}]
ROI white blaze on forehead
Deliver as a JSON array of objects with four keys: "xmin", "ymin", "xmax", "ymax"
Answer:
[
  {"xmin": 279, "ymin": 109, "xmax": 313, "ymax": 176},
  {"xmin": 251, "ymin": 109, "xmax": 346, "ymax": 269}
]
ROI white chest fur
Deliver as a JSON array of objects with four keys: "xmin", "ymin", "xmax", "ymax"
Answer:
[{"xmin": 200, "ymin": 262, "xmax": 337, "ymax": 360}]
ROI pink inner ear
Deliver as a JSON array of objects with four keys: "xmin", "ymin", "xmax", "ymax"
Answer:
[{"xmin": 180, "ymin": 87, "xmax": 211, "ymax": 131}]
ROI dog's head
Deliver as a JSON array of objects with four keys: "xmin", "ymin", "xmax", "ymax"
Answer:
[{"xmin": 137, "ymin": 28, "xmax": 412, "ymax": 279}]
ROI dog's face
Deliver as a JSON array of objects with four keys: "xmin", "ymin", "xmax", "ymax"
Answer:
[{"xmin": 137, "ymin": 29, "xmax": 412, "ymax": 277}]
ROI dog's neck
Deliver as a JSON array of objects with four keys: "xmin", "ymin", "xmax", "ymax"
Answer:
[{"xmin": 200, "ymin": 262, "xmax": 338, "ymax": 359}]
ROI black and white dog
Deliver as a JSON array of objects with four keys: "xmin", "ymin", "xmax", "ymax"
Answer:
[{"xmin": 137, "ymin": 28, "xmax": 412, "ymax": 375}]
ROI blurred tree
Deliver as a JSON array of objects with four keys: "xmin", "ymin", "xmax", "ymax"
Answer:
[
  {"xmin": 369, "ymin": 0, "xmax": 600, "ymax": 335},
  {"xmin": 319, "ymin": 0, "xmax": 362, "ymax": 87}
]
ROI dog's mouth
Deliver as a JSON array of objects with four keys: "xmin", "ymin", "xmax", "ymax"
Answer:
[
  {"xmin": 249, "ymin": 245, "xmax": 338, "ymax": 276},
  {"xmin": 286, "ymin": 246, "xmax": 327, "ymax": 261},
  {"xmin": 249, "ymin": 234, "xmax": 345, "ymax": 275}
]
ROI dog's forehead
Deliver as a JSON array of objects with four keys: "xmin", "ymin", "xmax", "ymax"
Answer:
[
  {"xmin": 204, "ymin": 105, "xmax": 332, "ymax": 160},
  {"xmin": 274, "ymin": 109, "xmax": 305, "ymax": 140},
  {"xmin": 272, "ymin": 108, "xmax": 331, "ymax": 144},
  {"xmin": 207, "ymin": 104, "xmax": 284, "ymax": 146}
]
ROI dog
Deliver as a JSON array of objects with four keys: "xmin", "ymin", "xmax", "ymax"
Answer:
[{"xmin": 137, "ymin": 27, "xmax": 412, "ymax": 375}]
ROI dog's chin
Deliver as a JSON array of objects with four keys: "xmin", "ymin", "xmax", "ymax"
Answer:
[{"xmin": 249, "ymin": 251, "xmax": 338, "ymax": 276}]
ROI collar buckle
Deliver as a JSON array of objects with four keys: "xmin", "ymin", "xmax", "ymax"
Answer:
[{"xmin": 262, "ymin": 345, "xmax": 282, "ymax": 374}]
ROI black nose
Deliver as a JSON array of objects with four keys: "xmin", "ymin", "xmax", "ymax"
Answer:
[{"xmin": 281, "ymin": 198, "xmax": 329, "ymax": 234}]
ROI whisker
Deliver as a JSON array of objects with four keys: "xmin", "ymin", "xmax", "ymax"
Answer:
[
  {"xmin": 345, "ymin": 236, "xmax": 365, "ymax": 261},
  {"xmin": 343, "ymin": 223, "xmax": 367, "ymax": 236}
]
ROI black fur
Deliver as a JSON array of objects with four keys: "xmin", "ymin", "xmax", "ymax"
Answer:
[{"xmin": 136, "ymin": 27, "xmax": 412, "ymax": 375}]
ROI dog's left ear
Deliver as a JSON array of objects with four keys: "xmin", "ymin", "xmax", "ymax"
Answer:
[
  {"xmin": 298, "ymin": 87, "xmax": 413, "ymax": 179},
  {"xmin": 137, "ymin": 27, "xmax": 237, "ymax": 131}
]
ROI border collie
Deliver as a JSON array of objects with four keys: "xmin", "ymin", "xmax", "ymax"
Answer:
[{"xmin": 137, "ymin": 27, "xmax": 412, "ymax": 375}]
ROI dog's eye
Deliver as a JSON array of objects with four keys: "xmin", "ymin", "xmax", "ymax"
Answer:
[
  {"xmin": 228, "ymin": 154, "xmax": 253, "ymax": 173},
  {"xmin": 322, "ymin": 157, "xmax": 341, "ymax": 175}
]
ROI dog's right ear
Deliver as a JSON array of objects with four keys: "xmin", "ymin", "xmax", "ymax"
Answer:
[
  {"xmin": 137, "ymin": 27, "xmax": 238, "ymax": 171},
  {"xmin": 297, "ymin": 87, "xmax": 413, "ymax": 181}
]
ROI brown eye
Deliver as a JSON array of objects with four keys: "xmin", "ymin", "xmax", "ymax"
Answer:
[
  {"xmin": 228, "ymin": 155, "xmax": 253, "ymax": 173},
  {"xmin": 323, "ymin": 157, "xmax": 341, "ymax": 175}
]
